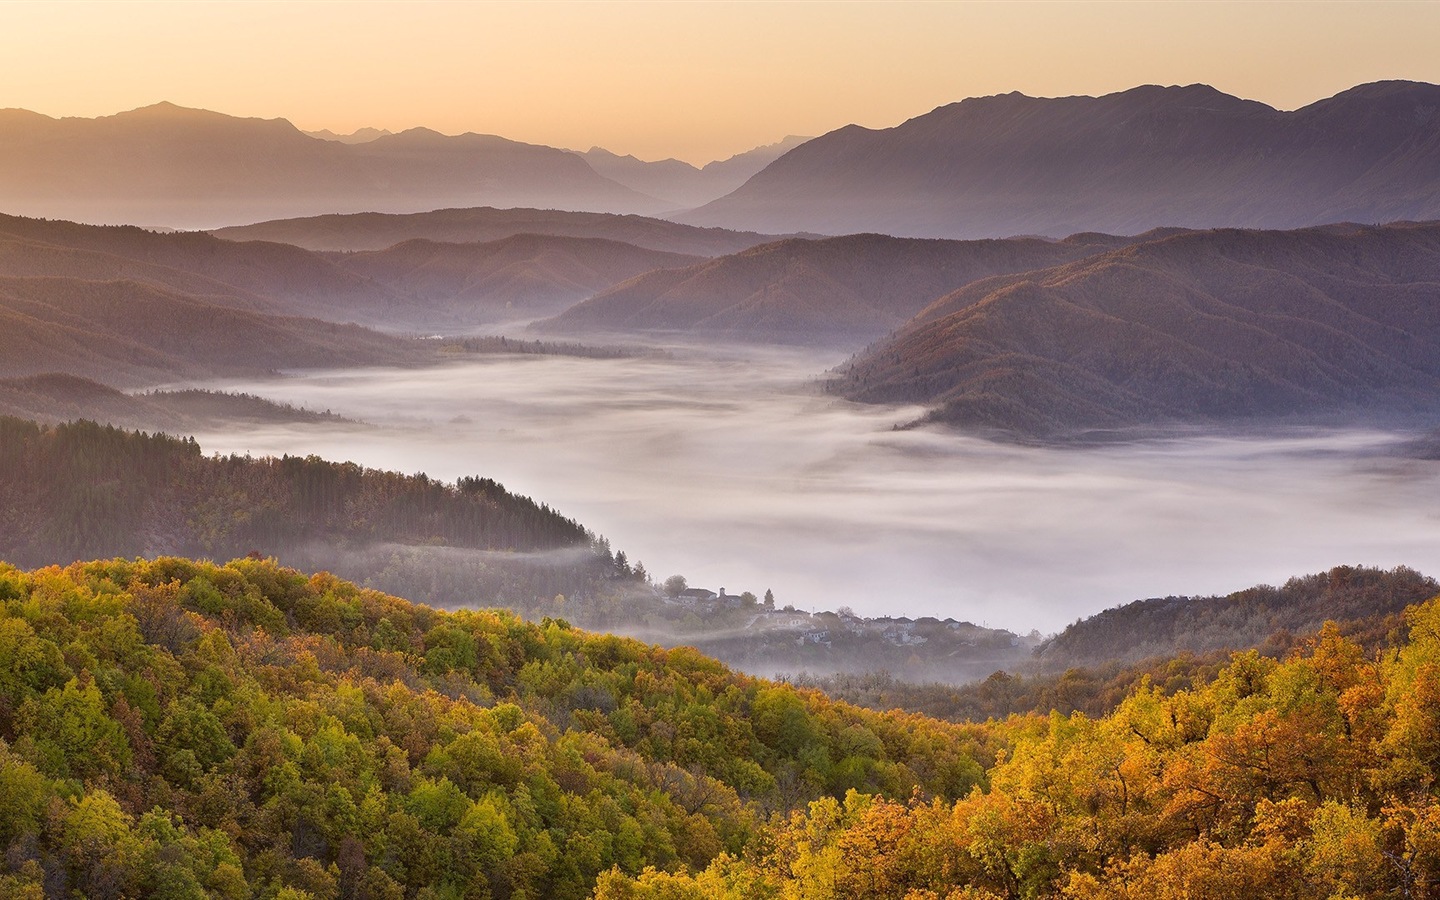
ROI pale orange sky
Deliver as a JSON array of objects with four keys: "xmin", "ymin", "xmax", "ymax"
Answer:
[{"xmin": 2, "ymin": 0, "xmax": 1438, "ymax": 164}]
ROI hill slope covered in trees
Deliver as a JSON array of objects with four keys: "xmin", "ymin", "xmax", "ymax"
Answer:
[
  {"xmin": 4, "ymin": 556, "xmax": 1439, "ymax": 899},
  {"xmin": 0, "ymin": 213, "xmax": 398, "ymax": 321},
  {"xmin": 836, "ymin": 222, "xmax": 1440, "ymax": 437},
  {"xmin": 0, "ymin": 418, "xmax": 614, "ymax": 607},
  {"xmin": 0, "ymin": 212, "xmax": 712, "ymax": 333},
  {"xmin": 0, "ymin": 417, "xmax": 1041, "ymax": 683},
  {"xmin": 0, "ymin": 375, "xmax": 347, "ymax": 432},
  {"xmin": 0, "ymin": 556, "xmax": 991, "ymax": 899},
  {"xmin": 599, "ymin": 592, "xmax": 1440, "ymax": 899},
  {"xmin": 797, "ymin": 564, "xmax": 1437, "ymax": 723},
  {"xmin": 1034, "ymin": 564, "xmax": 1439, "ymax": 670},
  {"xmin": 0, "ymin": 277, "xmax": 418, "ymax": 387},
  {"xmin": 538, "ymin": 232, "xmax": 1136, "ymax": 347},
  {"xmin": 330, "ymin": 235, "xmax": 701, "ymax": 326}
]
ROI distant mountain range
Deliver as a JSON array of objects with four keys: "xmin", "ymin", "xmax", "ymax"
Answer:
[
  {"xmin": 0, "ymin": 103, "xmax": 661, "ymax": 227},
  {"xmin": 211, "ymin": 205, "xmax": 789, "ymax": 255},
  {"xmin": 10, "ymin": 83, "xmax": 1439, "ymax": 239},
  {"xmin": 577, "ymin": 135, "xmax": 812, "ymax": 209},
  {"xmin": 303, "ymin": 126, "xmax": 394, "ymax": 143},
  {"xmin": 0, "ymin": 101, "xmax": 811, "ymax": 229},
  {"xmin": 536, "ymin": 231, "xmax": 1142, "ymax": 346},
  {"xmin": 835, "ymin": 221, "xmax": 1440, "ymax": 437},
  {"xmin": 682, "ymin": 81, "xmax": 1440, "ymax": 238}
]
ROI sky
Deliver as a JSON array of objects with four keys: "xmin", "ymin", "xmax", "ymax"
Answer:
[{"xmin": 3, "ymin": 0, "xmax": 1438, "ymax": 164}]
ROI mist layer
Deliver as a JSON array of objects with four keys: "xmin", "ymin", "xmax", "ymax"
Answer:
[{"xmin": 182, "ymin": 345, "xmax": 1440, "ymax": 633}]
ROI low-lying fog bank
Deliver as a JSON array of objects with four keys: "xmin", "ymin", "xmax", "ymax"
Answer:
[{"xmin": 180, "ymin": 343, "xmax": 1440, "ymax": 633}]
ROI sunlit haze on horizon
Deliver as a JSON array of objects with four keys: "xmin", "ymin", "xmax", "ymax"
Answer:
[{"xmin": 3, "ymin": 0, "xmax": 1439, "ymax": 163}]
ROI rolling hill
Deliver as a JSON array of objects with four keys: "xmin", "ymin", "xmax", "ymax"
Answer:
[
  {"xmin": 211, "ymin": 205, "xmax": 789, "ymax": 255},
  {"xmin": 0, "ymin": 212, "xmax": 703, "ymax": 331},
  {"xmin": 682, "ymin": 81, "xmax": 1440, "ymax": 239},
  {"xmin": 0, "ymin": 554, "xmax": 989, "ymax": 899},
  {"xmin": 1034, "ymin": 564, "xmax": 1439, "ymax": 671},
  {"xmin": 0, "ymin": 212, "xmax": 399, "ymax": 322},
  {"xmin": 0, "ymin": 102, "xmax": 661, "ymax": 228},
  {"xmin": 0, "ymin": 375, "xmax": 347, "ymax": 432},
  {"xmin": 0, "ymin": 275, "xmax": 419, "ymax": 386},
  {"xmin": 536, "ymin": 231, "xmax": 1139, "ymax": 346},
  {"xmin": 330, "ymin": 234, "xmax": 702, "ymax": 325},
  {"xmin": 835, "ymin": 222, "xmax": 1440, "ymax": 437}
]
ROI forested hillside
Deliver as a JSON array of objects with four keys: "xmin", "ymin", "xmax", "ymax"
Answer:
[
  {"xmin": 329, "ymin": 235, "xmax": 701, "ymax": 326},
  {"xmin": 0, "ymin": 213, "xmax": 397, "ymax": 320},
  {"xmin": 0, "ymin": 212, "xmax": 712, "ymax": 334},
  {"xmin": 837, "ymin": 222, "xmax": 1440, "ymax": 437},
  {"xmin": 4, "ymin": 556, "xmax": 1439, "ymax": 899},
  {"xmin": 793, "ymin": 565, "xmax": 1434, "ymax": 723},
  {"xmin": 0, "ymin": 375, "xmax": 348, "ymax": 432},
  {"xmin": 0, "ymin": 557, "xmax": 991, "ymax": 899},
  {"xmin": 599, "ymin": 595, "xmax": 1440, "ymax": 899},
  {"xmin": 538, "ymin": 232, "xmax": 1135, "ymax": 347},
  {"xmin": 0, "ymin": 418, "xmax": 611, "ymax": 605},
  {"xmin": 0, "ymin": 277, "xmax": 418, "ymax": 387},
  {"xmin": 1035, "ymin": 565, "xmax": 1438, "ymax": 669},
  {"xmin": 0, "ymin": 417, "xmax": 1031, "ymax": 682}
]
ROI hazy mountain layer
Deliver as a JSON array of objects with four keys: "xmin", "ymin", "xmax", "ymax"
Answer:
[
  {"xmin": 0, "ymin": 212, "xmax": 699, "ymax": 331},
  {"xmin": 578, "ymin": 134, "xmax": 812, "ymax": 208},
  {"xmin": 536, "ymin": 231, "xmax": 1139, "ymax": 346},
  {"xmin": 0, "ymin": 276, "xmax": 418, "ymax": 387},
  {"xmin": 836, "ymin": 222, "xmax": 1440, "ymax": 436},
  {"xmin": 302, "ymin": 125, "xmax": 393, "ymax": 143},
  {"xmin": 683, "ymin": 81, "xmax": 1440, "ymax": 238},
  {"xmin": 331, "ymin": 234, "xmax": 701, "ymax": 325},
  {"xmin": 0, "ymin": 102, "xmax": 662, "ymax": 228},
  {"xmin": 0, "ymin": 213, "xmax": 397, "ymax": 322},
  {"xmin": 211, "ymin": 205, "xmax": 789, "ymax": 255}
]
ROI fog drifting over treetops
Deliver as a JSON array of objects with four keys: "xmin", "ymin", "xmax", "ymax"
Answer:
[{"xmin": 180, "ymin": 344, "xmax": 1440, "ymax": 633}]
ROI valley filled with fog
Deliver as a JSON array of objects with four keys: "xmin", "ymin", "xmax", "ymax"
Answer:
[{"xmin": 181, "ymin": 342, "xmax": 1440, "ymax": 633}]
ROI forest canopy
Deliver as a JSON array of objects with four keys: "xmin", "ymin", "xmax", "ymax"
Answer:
[
  {"xmin": 1, "ymin": 554, "xmax": 1439, "ymax": 898},
  {"xmin": 0, "ymin": 556, "xmax": 991, "ymax": 899}
]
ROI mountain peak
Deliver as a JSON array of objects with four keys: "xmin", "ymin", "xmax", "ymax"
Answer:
[
  {"xmin": 1301, "ymin": 79, "xmax": 1440, "ymax": 113},
  {"xmin": 107, "ymin": 102, "xmax": 305, "ymax": 134},
  {"xmin": 1326, "ymin": 79, "xmax": 1440, "ymax": 100},
  {"xmin": 304, "ymin": 126, "xmax": 393, "ymax": 144},
  {"xmin": 1103, "ymin": 82, "xmax": 1273, "ymax": 114},
  {"xmin": 121, "ymin": 101, "xmax": 219, "ymax": 119}
]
